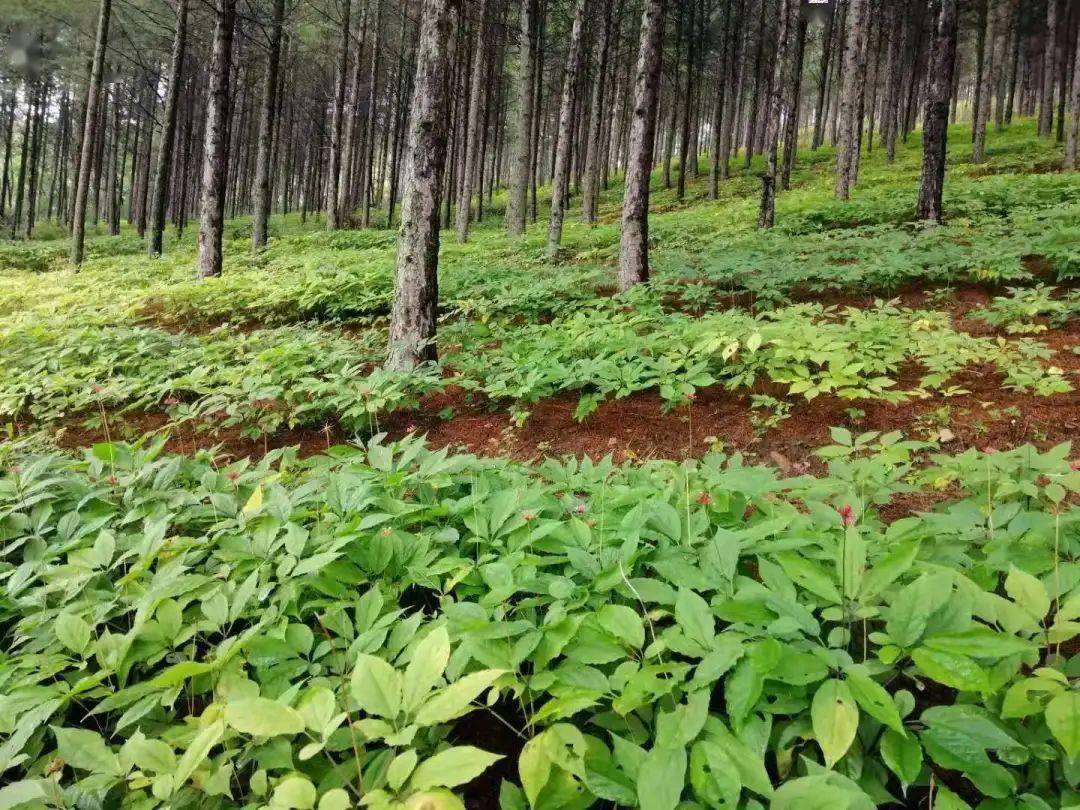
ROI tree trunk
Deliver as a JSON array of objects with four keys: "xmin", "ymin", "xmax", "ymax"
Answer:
[
  {"xmin": 759, "ymin": 0, "xmax": 795, "ymax": 229},
  {"xmin": 834, "ymin": 0, "xmax": 866, "ymax": 200},
  {"xmin": 455, "ymin": 0, "xmax": 491, "ymax": 243},
  {"xmin": 676, "ymin": 0, "xmax": 695, "ymax": 199},
  {"xmin": 326, "ymin": 0, "xmax": 352, "ymax": 229},
  {"xmin": 252, "ymin": 0, "xmax": 284, "ymax": 249},
  {"xmin": 972, "ymin": 0, "xmax": 997, "ymax": 163},
  {"xmin": 1039, "ymin": 0, "xmax": 1059, "ymax": 137},
  {"xmin": 1066, "ymin": 2, "xmax": 1080, "ymax": 168},
  {"xmin": 812, "ymin": 0, "xmax": 839, "ymax": 149},
  {"xmin": 71, "ymin": 0, "xmax": 112, "ymax": 265},
  {"xmin": 9, "ymin": 93, "xmax": 31, "ymax": 240},
  {"xmin": 546, "ymin": 0, "xmax": 588, "ymax": 257},
  {"xmin": 386, "ymin": 0, "xmax": 457, "ymax": 370},
  {"xmin": 708, "ymin": 0, "xmax": 735, "ymax": 197},
  {"xmin": 617, "ymin": 0, "xmax": 666, "ymax": 291},
  {"xmin": 507, "ymin": 0, "xmax": 537, "ymax": 236},
  {"xmin": 583, "ymin": 0, "xmax": 615, "ymax": 223},
  {"xmin": 0, "ymin": 88, "xmax": 15, "ymax": 218},
  {"xmin": 918, "ymin": 0, "xmax": 959, "ymax": 222},
  {"xmin": 149, "ymin": 0, "xmax": 188, "ymax": 256},
  {"xmin": 196, "ymin": 0, "xmax": 236, "ymax": 278},
  {"xmin": 781, "ymin": 17, "xmax": 808, "ymax": 190},
  {"xmin": 360, "ymin": 0, "xmax": 383, "ymax": 228}
]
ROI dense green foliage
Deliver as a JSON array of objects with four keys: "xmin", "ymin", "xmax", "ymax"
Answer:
[
  {"xmin": 1, "ymin": 434, "xmax": 1080, "ymax": 809},
  {"xmin": 1, "ymin": 122, "xmax": 1078, "ymax": 444},
  {"xmin": 2, "ymin": 121, "xmax": 1080, "ymax": 809}
]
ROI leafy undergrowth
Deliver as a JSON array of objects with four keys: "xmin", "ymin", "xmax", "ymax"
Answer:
[
  {"xmin": 2, "ymin": 121, "xmax": 1079, "ymax": 452},
  {"xmin": 1, "ymin": 434, "xmax": 1079, "ymax": 808}
]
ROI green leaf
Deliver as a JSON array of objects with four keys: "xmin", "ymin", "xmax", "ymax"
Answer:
[
  {"xmin": 175, "ymin": 720, "xmax": 224, "ymax": 787},
  {"xmin": 924, "ymin": 627, "xmax": 1035, "ymax": 659},
  {"xmin": 880, "ymin": 729, "xmax": 922, "ymax": 789},
  {"xmin": 242, "ymin": 484, "xmax": 264, "ymax": 516},
  {"xmin": 675, "ymin": 588, "xmax": 715, "ymax": 647},
  {"xmin": 414, "ymin": 669, "xmax": 503, "ymax": 726},
  {"xmin": 387, "ymin": 749, "xmax": 419, "ymax": 791},
  {"xmin": 0, "ymin": 780, "xmax": 48, "ymax": 810},
  {"xmin": 124, "ymin": 734, "xmax": 176, "ymax": 774},
  {"xmin": 52, "ymin": 727, "xmax": 122, "ymax": 777},
  {"xmin": 224, "ymin": 698, "xmax": 305, "ymax": 737},
  {"xmin": 775, "ymin": 552, "xmax": 841, "ymax": 604},
  {"xmin": 270, "ymin": 776, "xmax": 316, "ymax": 809},
  {"xmin": 598, "ymin": 604, "xmax": 645, "ymax": 648},
  {"xmin": 637, "ymin": 746, "xmax": 686, "ymax": 810},
  {"xmin": 1005, "ymin": 566, "xmax": 1050, "ymax": 624},
  {"xmin": 54, "ymin": 613, "xmax": 92, "ymax": 654},
  {"xmin": 1046, "ymin": 692, "xmax": 1080, "ymax": 759},
  {"xmin": 317, "ymin": 789, "xmax": 351, "ymax": 810},
  {"xmin": 771, "ymin": 775, "xmax": 872, "ymax": 810},
  {"xmin": 351, "ymin": 653, "xmax": 403, "ymax": 719},
  {"xmin": 845, "ymin": 668, "xmax": 904, "ymax": 734},
  {"xmin": 403, "ymin": 626, "xmax": 450, "ymax": 712},
  {"xmin": 409, "ymin": 746, "xmax": 502, "ymax": 791},
  {"xmin": 811, "ymin": 679, "xmax": 859, "ymax": 768},
  {"xmin": 911, "ymin": 647, "xmax": 990, "ymax": 693}
]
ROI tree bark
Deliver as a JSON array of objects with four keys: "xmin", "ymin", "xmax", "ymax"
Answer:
[
  {"xmin": 507, "ymin": 0, "xmax": 537, "ymax": 236},
  {"xmin": 455, "ymin": 0, "xmax": 492, "ymax": 243},
  {"xmin": 972, "ymin": 0, "xmax": 997, "ymax": 163},
  {"xmin": 834, "ymin": 0, "xmax": 866, "ymax": 200},
  {"xmin": 582, "ymin": 0, "xmax": 615, "ymax": 223},
  {"xmin": 387, "ymin": 0, "xmax": 457, "ymax": 370},
  {"xmin": 812, "ymin": 0, "xmax": 839, "ymax": 150},
  {"xmin": 617, "ymin": 0, "xmax": 666, "ymax": 291},
  {"xmin": 781, "ymin": 16, "xmax": 808, "ymax": 191},
  {"xmin": 1066, "ymin": 2, "xmax": 1080, "ymax": 168},
  {"xmin": 71, "ymin": 0, "xmax": 112, "ymax": 265},
  {"xmin": 252, "ymin": 0, "xmax": 285, "ymax": 249},
  {"xmin": 1039, "ymin": 0, "xmax": 1059, "ymax": 137},
  {"xmin": 0, "ymin": 88, "xmax": 15, "ymax": 218},
  {"xmin": 918, "ymin": 0, "xmax": 959, "ymax": 223},
  {"xmin": 759, "ymin": 0, "xmax": 795, "ymax": 229},
  {"xmin": 326, "ymin": 0, "xmax": 352, "ymax": 229},
  {"xmin": 149, "ymin": 0, "xmax": 189, "ymax": 256},
  {"xmin": 546, "ymin": 0, "xmax": 588, "ymax": 257},
  {"xmin": 196, "ymin": 0, "xmax": 236, "ymax": 279}
]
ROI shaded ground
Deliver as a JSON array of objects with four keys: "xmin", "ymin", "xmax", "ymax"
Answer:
[{"xmin": 37, "ymin": 284, "xmax": 1080, "ymax": 493}]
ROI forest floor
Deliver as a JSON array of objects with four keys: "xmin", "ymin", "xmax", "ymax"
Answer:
[
  {"xmin": 3, "ymin": 119, "xmax": 1080, "ymax": 475},
  {"xmin": 6, "ymin": 121, "xmax": 1080, "ymax": 810}
]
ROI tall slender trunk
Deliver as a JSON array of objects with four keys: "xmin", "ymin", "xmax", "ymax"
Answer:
[
  {"xmin": 455, "ymin": 0, "xmax": 491, "ymax": 242},
  {"xmin": 708, "ymin": 0, "xmax": 734, "ymax": 197},
  {"xmin": 759, "ymin": 0, "xmax": 795, "ymax": 229},
  {"xmin": 1039, "ymin": 0, "xmax": 1059, "ymax": 136},
  {"xmin": 252, "ymin": 0, "xmax": 284, "ymax": 249},
  {"xmin": 972, "ymin": 0, "xmax": 998, "ymax": 163},
  {"xmin": 781, "ymin": 17, "xmax": 808, "ymax": 191},
  {"xmin": 150, "ymin": 0, "xmax": 188, "ymax": 255},
  {"xmin": 918, "ymin": 0, "xmax": 959, "ymax": 222},
  {"xmin": 507, "ymin": 0, "xmax": 537, "ymax": 236},
  {"xmin": 717, "ymin": 0, "xmax": 746, "ymax": 181},
  {"xmin": 812, "ymin": 0, "xmax": 838, "ymax": 150},
  {"xmin": 583, "ymin": 0, "xmax": 615, "ymax": 222},
  {"xmin": 545, "ymin": 0, "xmax": 588, "ymax": 257},
  {"xmin": 9, "ymin": 93, "xmax": 32, "ymax": 240},
  {"xmin": 360, "ymin": 0, "xmax": 383, "ymax": 228},
  {"xmin": 386, "ymin": 0, "xmax": 457, "ymax": 371},
  {"xmin": 1066, "ymin": 2, "xmax": 1080, "ymax": 169},
  {"xmin": 617, "ymin": 0, "xmax": 666, "ymax": 291},
  {"xmin": 1004, "ymin": 0, "xmax": 1021, "ymax": 125},
  {"xmin": 0, "ymin": 88, "xmax": 15, "ymax": 218},
  {"xmin": 326, "ymin": 0, "xmax": 352, "ymax": 229},
  {"xmin": 676, "ymin": 0, "xmax": 695, "ymax": 199},
  {"xmin": 196, "ymin": 0, "xmax": 236, "ymax": 278},
  {"xmin": 71, "ymin": 0, "xmax": 112, "ymax": 265},
  {"xmin": 105, "ymin": 87, "xmax": 121, "ymax": 236},
  {"xmin": 834, "ymin": 0, "xmax": 866, "ymax": 200}
]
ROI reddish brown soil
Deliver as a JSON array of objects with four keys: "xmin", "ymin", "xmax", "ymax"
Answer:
[{"xmin": 30, "ymin": 283, "xmax": 1080, "ymax": 525}]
